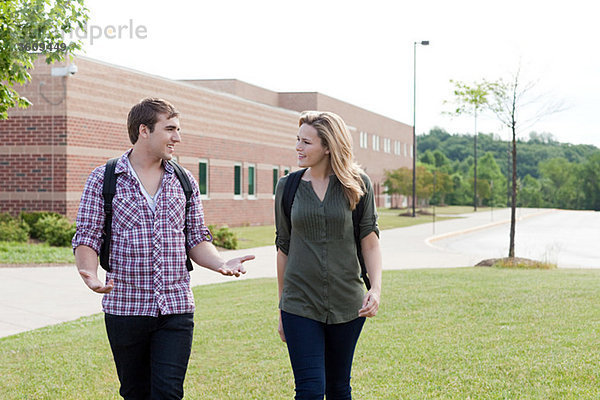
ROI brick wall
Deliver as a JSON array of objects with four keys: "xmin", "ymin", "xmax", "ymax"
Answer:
[{"xmin": 1, "ymin": 55, "xmax": 413, "ymax": 224}]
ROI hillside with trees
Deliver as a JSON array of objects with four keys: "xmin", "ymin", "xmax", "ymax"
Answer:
[{"xmin": 384, "ymin": 127, "xmax": 600, "ymax": 211}]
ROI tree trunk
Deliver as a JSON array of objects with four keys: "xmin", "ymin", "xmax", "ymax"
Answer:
[
  {"xmin": 474, "ymin": 108, "xmax": 478, "ymax": 211},
  {"xmin": 508, "ymin": 125, "xmax": 517, "ymax": 258},
  {"xmin": 506, "ymin": 140, "xmax": 511, "ymax": 207}
]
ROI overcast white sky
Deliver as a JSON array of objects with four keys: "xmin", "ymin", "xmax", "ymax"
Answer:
[{"xmin": 75, "ymin": 0, "xmax": 599, "ymax": 147}]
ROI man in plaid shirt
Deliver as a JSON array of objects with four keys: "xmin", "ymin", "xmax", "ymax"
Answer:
[{"xmin": 72, "ymin": 98, "xmax": 254, "ymax": 399}]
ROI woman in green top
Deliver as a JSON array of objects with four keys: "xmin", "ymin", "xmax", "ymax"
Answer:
[{"xmin": 275, "ymin": 111, "xmax": 383, "ymax": 400}]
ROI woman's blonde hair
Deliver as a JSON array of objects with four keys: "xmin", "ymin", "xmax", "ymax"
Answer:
[{"xmin": 299, "ymin": 111, "xmax": 365, "ymax": 210}]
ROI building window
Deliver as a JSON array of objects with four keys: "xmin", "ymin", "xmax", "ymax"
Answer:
[
  {"xmin": 248, "ymin": 164, "xmax": 256, "ymax": 198},
  {"xmin": 384, "ymin": 138, "xmax": 391, "ymax": 153},
  {"xmin": 272, "ymin": 166, "xmax": 279, "ymax": 195},
  {"xmin": 198, "ymin": 159, "xmax": 208, "ymax": 198},
  {"xmin": 404, "ymin": 143, "xmax": 408, "ymax": 157},
  {"xmin": 234, "ymin": 163, "xmax": 242, "ymax": 198},
  {"xmin": 372, "ymin": 135, "xmax": 380, "ymax": 151},
  {"xmin": 360, "ymin": 131, "xmax": 368, "ymax": 148},
  {"xmin": 284, "ymin": 167, "xmax": 290, "ymax": 175}
]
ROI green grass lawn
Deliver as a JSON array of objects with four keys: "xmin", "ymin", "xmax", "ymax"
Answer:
[
  {"xmin": 0, "ymin": 241, "xmax": 75, "ymax": 264},
  {"xmin": 230, "ymin": 224, "xmax": 277, "ymax": 249},
  {"xmin": 377, "ymin": 209, "xmax": 456, "ymax": 231},
  {"xmin": 425, "ymin": 205, "xmax": 494, "ymax": 215},
  {"xmin": 2, "ymin": 268, "xmax": 600, "ymax": 399}
]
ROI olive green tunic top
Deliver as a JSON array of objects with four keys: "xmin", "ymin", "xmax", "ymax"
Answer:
[{"xmin": 275, "ymin": 173, "xmax": 379, "ymax": 324}]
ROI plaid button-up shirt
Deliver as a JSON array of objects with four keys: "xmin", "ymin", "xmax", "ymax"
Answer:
[{"xmin": 72, "ymin": 150, "xmax": 212, "ymax": 317}]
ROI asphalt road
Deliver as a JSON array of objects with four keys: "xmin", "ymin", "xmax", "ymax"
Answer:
[{"xmin": 432, "ymin": 209, "xmax": 600, "ymax": 268}]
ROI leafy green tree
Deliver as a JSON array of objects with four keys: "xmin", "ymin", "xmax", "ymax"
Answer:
[
  {"xmin": 420, "ymin": 151, "xmax": 453, "ymax": 205},
  {"xmin": 455, "ymin": 155, "xmax": 474, "ymax": 177},
  {"xmin": 430, "ymin": 170, "xmax": 453, "ymax": 206},
  {"xmin": 0, "ymin": 0, "xmax": 88, "ymax": 118},
  {"xmin": 518, "ymin": 175, "xmax": 543, "ymax": 208},
  {"xmin": 469, "ymin": 152, "xmax": 506, "ymax": 207},
  {"xmin": 580, "ymin": 153, "xmax": 600, "ymax": 210},
  {"xmin": 415, "ymin": 165, "xmax": 433, "ymax": 205},
  {"xmin": 420, "ymin": 149, "xmax": 451, "ymax": 171},
  {"xmin": 383, "ymin": 168, "xmax": 413, "ymax": 208},
  {"xmin": 384, "ymin": 165, "xmax": 451, "ymax": 209},
  {"xmin": 433, "ymin": 150, "xmax": 451, "ymax": 172},
  {"xmin": 444, "ymin": 173, "xmax": 470, "ymax": 205},
  {"xmin": 539, "ymin": 158, "xmax": 581, "ymax": 209},
  {"xmin": 445, "ymin": 80, "xmax": 492, "ymax": 210},
  {"xmin": 419, "ymin": 150, "xmax": 436, "ymax": 167}
]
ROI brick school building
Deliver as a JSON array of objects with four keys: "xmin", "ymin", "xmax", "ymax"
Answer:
[{"xmin": 0, "ymin": 56, "xmax": 413, "ymax": 226}]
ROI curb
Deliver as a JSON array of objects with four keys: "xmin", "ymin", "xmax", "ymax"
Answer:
[{"xmin": 425, "ymin": 208, "xmax": 557, "ymax": 250}]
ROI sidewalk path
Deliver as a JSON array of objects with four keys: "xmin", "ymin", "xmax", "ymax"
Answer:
[
  {"xmin": 434, "ymin": 209, "xmax": 600, "ymax": 268},
  {"xmin": 0, "ymin": 207, "xmax": 553, "ymax": 339}
]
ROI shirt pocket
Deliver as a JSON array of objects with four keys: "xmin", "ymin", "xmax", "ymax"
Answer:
[
  {"xmin": 112, "ymin": 194, "xmax": 141, "ymax": 233},
  {"xmin": 167, "ymin": 192, "xmax": 187, "ymax": 232}
]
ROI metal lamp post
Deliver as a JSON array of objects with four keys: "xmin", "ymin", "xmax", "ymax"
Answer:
[{"xmin": 412, "ymin": 40, "xmax": 429, "ymax": 217}]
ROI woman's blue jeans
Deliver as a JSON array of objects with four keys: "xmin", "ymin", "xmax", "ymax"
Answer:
[{"xmin": 281, "ymin": 310, "xmax": 366, "ymax": 400}]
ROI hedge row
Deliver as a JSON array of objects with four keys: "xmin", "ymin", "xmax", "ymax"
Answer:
[
  {"xmin": 0, "ymin": 212, "xmax": 76, "ymax": 247},
  {"xmin": 0, "ymin": 213, "xmax": 239, "ymax": 250}
]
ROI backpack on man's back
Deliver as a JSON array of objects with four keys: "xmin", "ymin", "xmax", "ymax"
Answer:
[{"xmin": 99, "ymin": 158, "xmax": 194, "ymax": 272}]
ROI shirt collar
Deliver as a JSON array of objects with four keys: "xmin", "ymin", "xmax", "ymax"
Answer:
[{"xmin": 114, "ymin": 149, "xmax": 175, "ymax": 176}]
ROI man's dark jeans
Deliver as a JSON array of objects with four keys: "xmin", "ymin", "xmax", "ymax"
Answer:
[
  {"xmin": 281, "ymin": 310, "xmax": 366, "ymax": 400},
  {"xmin": 104, "ymin": 313, "xmax": 194, "ymax": 400}
]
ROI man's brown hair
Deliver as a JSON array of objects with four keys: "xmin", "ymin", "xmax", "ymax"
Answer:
[{"xmin": 127, "ymin": 98, "xmax": 179, "ymax": 144}]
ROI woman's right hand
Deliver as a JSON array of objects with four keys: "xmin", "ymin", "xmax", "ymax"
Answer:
[{"xmin": 278, "ymin": 311, "xmax": 286, "ymax": 342}]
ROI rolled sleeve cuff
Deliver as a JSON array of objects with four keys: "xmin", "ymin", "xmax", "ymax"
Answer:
[
  {"xmin": 187, "ymin": 225, "xmax": 213, "ymax": 249},
  {"xmin": 275, "ymin": 236, "xmax": 290, "ymax": 255},
  {"xmin": 359, "ymin": 219, "xmax": 380, "ymax": 241},
  {"xmin": 72, "ymin": 231, "xmax": 102, "ymax": 255}
]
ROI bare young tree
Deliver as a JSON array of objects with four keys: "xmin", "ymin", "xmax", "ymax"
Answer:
[{"xmin": 485, "ymin": 67, "xmax": 565, "ymax": 258}]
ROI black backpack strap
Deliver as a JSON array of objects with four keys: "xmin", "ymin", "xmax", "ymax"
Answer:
[
  {"xmin": 100, "ymin": 158, "xmax": 119, "ymax": 272},
  {"xmin": 168, "ymin": 160, "xmax": 194, "ymax": 271},
  {"xmin": 277, "ymin": 169, "xmax": 306, "ymax": 252},
  {"xmin": 352, "ymin": 193, "xmax": 371, "ymax": 290},
  {"xmin": 282, "ymin": 169, "xmax": 307, "ymax": 221}
]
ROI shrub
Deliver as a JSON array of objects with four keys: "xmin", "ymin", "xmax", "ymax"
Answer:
[
  {"xmin": 19, "ymin": 211, "xmax": 63, "ymax": 240},
  {"xmin": 0, "ymin": 212, "xmax": 16, "ymax": 223},
  {"xmin": 33, "ymin": 215, "xmax": 76, "ymax": 247},
  {"xmin": 208, "ymin": 225, "xmax": 238, "ymax": 250},
  {"xmin": 0, "ymin": 219, "xmax": 30, "ymax": 242}
]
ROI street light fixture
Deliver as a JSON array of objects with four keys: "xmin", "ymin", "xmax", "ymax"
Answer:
[{"xmin": 412, "ymin": 40, "xmax": 429, "ymax": 217}]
